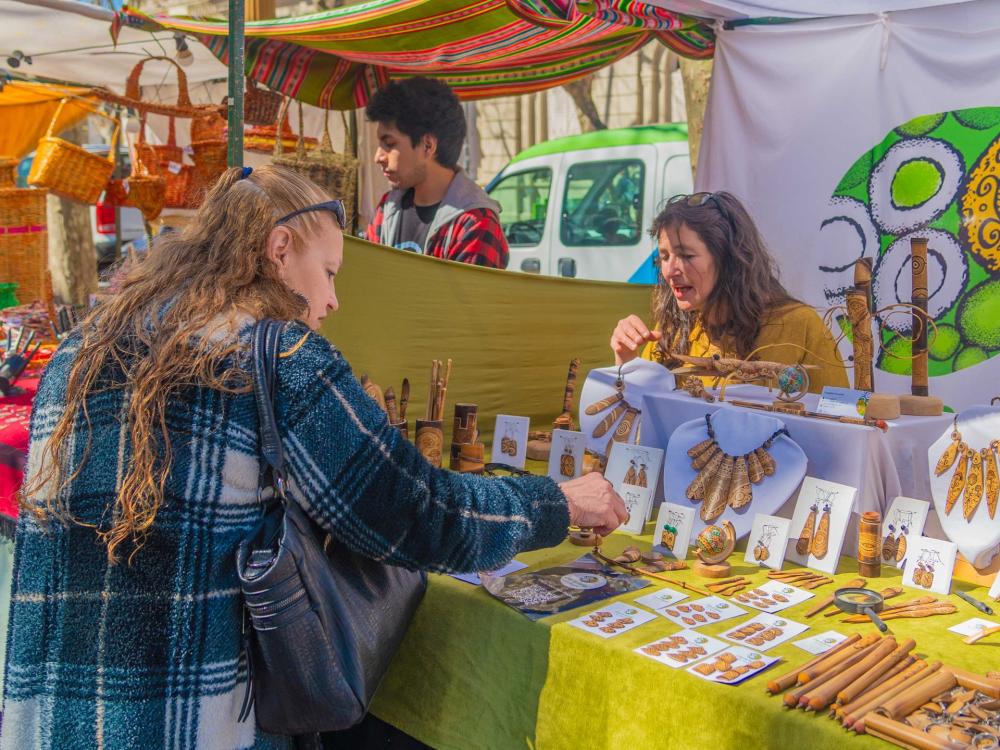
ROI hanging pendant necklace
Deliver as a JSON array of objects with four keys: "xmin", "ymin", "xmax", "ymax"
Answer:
[
  {"xmin": 685, "ymin": 413, "xmax": 789, "ymax": 523},
  {"xmin": 583, "ymin": 367, "xmax": 642, "ymax": 455},
  {"xmin": 934, "ymin": 417, "xmax": 999, "ymax": 521}
]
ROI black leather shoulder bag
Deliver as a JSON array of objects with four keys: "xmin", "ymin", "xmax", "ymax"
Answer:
[{"xmin": 236, "ymin": 319, "xmax": 427, "ymax": 735}]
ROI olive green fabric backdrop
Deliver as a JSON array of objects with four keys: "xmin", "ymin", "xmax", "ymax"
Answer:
[{"xmin": 320, "ymin": 238, "xmax": 652, "ymax": 445}]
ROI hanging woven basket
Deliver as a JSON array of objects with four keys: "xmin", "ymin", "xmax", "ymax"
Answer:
[
  {"xmin": 0, "ymin": 158, "xmax": 17, "ymax": 189},
  {"xmin": 149, "ymin": 116, "xmax": 184, "ymax": 171},
  {"xmin": 272, "ymin": 99, "xmax": 358, "ymax": 233},
  {"xmin": 94, "ymin": 56, "xmax": 225, "ymax": 121},
  {"xmin": 27, "ymin": 99, "xmax": 118, "ymax": 204},
  {"xmin": 243, "ymin": 76, "xmax": 284, "ymax": 127},
  {"xmin": 104, "ymin": 113, "xmax": 166, "ymax": 221}
]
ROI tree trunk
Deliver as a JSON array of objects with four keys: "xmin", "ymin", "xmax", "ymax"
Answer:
[
  {"xmin": 562, "ymin": 75, "xmax": 606, "ymax": 132},
  {"xmin": 47, "ymin": 123, "xmax": 98, "ymax": 306},
  {"xmin": 679, "ymin": 57, "xmax": 714, "ymax": 182}
]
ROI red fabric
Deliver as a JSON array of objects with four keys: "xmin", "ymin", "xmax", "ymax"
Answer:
[
  {"xmin": 0, "ymin": 375, "xmax": 40, "ymax": 523},
  {"xmin": 366, "ymin": 192, "xmax": 509, "ymax": 269}
]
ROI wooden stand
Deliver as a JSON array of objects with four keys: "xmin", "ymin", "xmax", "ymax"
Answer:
[
  {"xmin": 773, "ymin": 400, "xmax": 805, "ymax": 415},
  {"xmin": 898, "ymin": 394, "xmax": 944, "ymax": 416},
  {"xmin": 526, "ymin": 431, "xmax": 552, "ymax": 461},
  {"xmin": 694, "ymin": 560, "xmax": 732, "ymax": 578},
  {"xmin": 867, "ymin": 393, "xmax": 901, "ymax": 420}
]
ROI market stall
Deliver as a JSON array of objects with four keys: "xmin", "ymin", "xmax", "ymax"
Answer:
[{"xmin": 0, "ymin": 2, "xmax": 998, "ymax": 749}]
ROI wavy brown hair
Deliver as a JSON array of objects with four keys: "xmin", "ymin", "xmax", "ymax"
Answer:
[
  {"xmin": 21, "ymin": 164, "xmax": 332, "ymax": 563},
  {"xmin": 651, "ymin": 191, "xmax": 798, "ymax": 359}
]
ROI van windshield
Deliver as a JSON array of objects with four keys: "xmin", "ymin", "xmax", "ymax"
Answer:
[
  {"xmin": 487, "ymin": 168, "xmax": 552, "ymax": 247},
  {"xmin": 560, "ymin": 160, "xmax": 644, "ymax": 247}
]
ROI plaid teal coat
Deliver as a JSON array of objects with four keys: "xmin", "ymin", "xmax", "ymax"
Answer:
[{"xmin": 1, "ymin": 322, "xmax": 569, "ymax": 749}]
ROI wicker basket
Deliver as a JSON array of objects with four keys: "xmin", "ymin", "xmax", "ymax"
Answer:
[
  {"xmin": 27, "ymin": 100, "xmax": 118, "ymax": 204},
  {"xmin": 191, "ymin": 107, "xmax": 227, "ymax": 144},
  {"xmin": 190, "ymin": 139, "xmax": 227, "ymax": 200},
  {"xmin": 149, "ymin": 117, "xmax": 183, "ymax": 172},
  {"xmin": 163, "ymin": 161, "xmax": 196, "ymax": 209},
  {"xmin": 93, "ymin": 56, "xmax": 225, "ymax": 122},
  {"xmin": 0, "ymin": 187, "xmax": 51, "ymax": 304},
  {"xmin": 244, "ymin": 77, "xmax": 283, "ymax": 127},
  {"xmin": 273, "ymin": 101, "xmax": 358, "ymax": 233},
  {"xmin": 104, "ymin": 113, "xmax": 167, "ymax": 221},
  {"xmin": 0, "ymin": 158, "xmax": 17, "ymax": 189}
]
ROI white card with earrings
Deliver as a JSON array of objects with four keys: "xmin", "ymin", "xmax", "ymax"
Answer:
[
  {"xmin": 652, "ymin": 502, "xmax": 697, "ymax": 560},
  {"xmin": 744, "ymin": 514, "xmax": 792, "ymax": 570},
  {"xmin": 880, "ymin": 496, "xmax": 930, "ymax": 570},
  {"xmin": 785, "ymin": 477, "xmax": 858, "ymax": 575},
  {"xmin": 547, "ymin": 429, "xmax": 586, "ymax": 483},
  {"xmin": 619, "ymin": 485, "xmax": 655, "ymax": 535},
  {"xmin": 605, "ymin": 443, "xmax": 665, "ymax": 497},
  {"xmin": 491, "ymin": 415, "xmax": 530, "ymax": 469},
  {"xmin": 900, "ymin": 535, "xmax": 957, "ymax": 596}
]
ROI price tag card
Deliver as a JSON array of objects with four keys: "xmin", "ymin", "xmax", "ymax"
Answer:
[
  {"xmin": 816, "ymin": 386, "xmax": 872, "ymax": 418},
  {"xmin": 793, "ymin": 631, "xmax": 849, "ymax": 655}
]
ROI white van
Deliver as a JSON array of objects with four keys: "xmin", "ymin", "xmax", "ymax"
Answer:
[{"xmin": 486, "ymin": 124, "xmax": 692, "ymax": 283}]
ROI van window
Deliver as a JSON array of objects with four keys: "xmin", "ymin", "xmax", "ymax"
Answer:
[
  {"xmin": 560, "ymin": 160, "xmax": 644, "ymax": 246},
  {"xmin": 488, "ymin": 168, "xmax": 552, "ymax": 247}
]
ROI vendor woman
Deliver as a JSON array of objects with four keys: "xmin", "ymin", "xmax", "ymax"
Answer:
[{"xmin": 611, "ymin": 192, "xmax": 848, "ymax": 392}]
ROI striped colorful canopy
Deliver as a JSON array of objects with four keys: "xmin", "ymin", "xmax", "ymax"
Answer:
[{"xmin": 116, "ymin": 0, "xmax": 713, "ymax": 110}]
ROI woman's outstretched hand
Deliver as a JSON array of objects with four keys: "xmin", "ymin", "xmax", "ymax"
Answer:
[
  {"xmin": 560, "ymin": 472, "xmax": 629, "ymax": 537},
  {"xmin": 610, "ymin": 315, "xmax": 661, "ymax": 365}
]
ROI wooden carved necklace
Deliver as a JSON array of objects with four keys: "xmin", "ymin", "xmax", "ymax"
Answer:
[
  {"xmin": 584, "ymin": 368, "xmax": 641, "ymax": 454},
  {"xmin": 934, "ymin": 417, "xmax": 999, "ymax": 521},
  {"xmin": 686, "ymin": 414, "xmax": 789, "ymax": 523}
]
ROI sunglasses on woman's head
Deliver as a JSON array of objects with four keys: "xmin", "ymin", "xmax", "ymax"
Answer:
[
  {"xmin": 666, "ymin": 191, "xmax": 735, "ymax": 232},
  {"xmin": 276, "ymin": 199, "xmax": 347, "ymax": 231}
]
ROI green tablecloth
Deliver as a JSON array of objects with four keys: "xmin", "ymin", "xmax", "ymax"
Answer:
[{"xmin": 370, "ymin": 529, "xmax": 998, "ymax": 750}]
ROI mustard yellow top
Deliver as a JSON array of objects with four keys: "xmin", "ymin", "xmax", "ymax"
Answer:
[{"xmin": 641, "ymin": 303, "xmax": 849, "ymax": 394}]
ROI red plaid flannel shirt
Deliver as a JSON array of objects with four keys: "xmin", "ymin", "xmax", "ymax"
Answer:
[{"xmin": 365, "ymin": 192, "xmax": 509, "ymax": 269}]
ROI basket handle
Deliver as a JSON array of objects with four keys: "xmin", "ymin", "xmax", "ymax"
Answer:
[
  {"xmin": 124, "ymin": 56, "xmax": 193, "ymax": 109},
  {"xmin": 130, "ymin": 112, "xmax": 152, "ymax": 178},
  {"xmin": 319, "ymin": 108, "xmax": 334, "ymax": 156},
  {"xmin": 295, "ymin": 100, "xmax": 307, "ymax": 160},
  {"xmin": 273, "ymin": 97, "xmax": 290, "ymax": 158},
  {"xmin": 166, "ymin": 116, "xmax": 177, "ymax": 147},
  {"xmin": 44, "ymin": 97, "xmax": 117, "ymax": 138}
]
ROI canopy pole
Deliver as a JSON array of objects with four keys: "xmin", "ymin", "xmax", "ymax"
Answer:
[{"xmin": 227, "ymin": 0, "xmax": 245, "ymax": 167}]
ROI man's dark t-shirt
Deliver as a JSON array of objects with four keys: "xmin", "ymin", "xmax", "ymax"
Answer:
[{"xmin": 394, "ymin": 188, "xmax": 441, "ymax": 253}]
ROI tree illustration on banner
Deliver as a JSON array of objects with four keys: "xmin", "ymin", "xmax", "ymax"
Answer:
[{"xmin": 817, "ymin": 106, "xmax": 1000, "ymax": 379}]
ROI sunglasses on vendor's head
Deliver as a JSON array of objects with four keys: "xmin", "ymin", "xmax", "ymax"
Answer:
[
  {"xmin": 668, "ymin": 191, "xmax": 730, "ymax": 218},
  {"xmin": 276, "ymin": 199, "xmax": 347, "ymax": 231}
]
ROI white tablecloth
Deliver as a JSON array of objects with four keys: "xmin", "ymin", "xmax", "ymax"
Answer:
[{"xmin": 638, "ymin": 385, "xmax": 953, "ymax": 547}]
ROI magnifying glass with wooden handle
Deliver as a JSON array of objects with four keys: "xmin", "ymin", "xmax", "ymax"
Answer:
[{"xmin": 833, "ymin": 587, "xmax": 889, "ymax": 632}]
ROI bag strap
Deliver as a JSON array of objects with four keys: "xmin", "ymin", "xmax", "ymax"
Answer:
[{"xmin": 251, "ymin": 319, "xmax": 287, "ymax": 496}]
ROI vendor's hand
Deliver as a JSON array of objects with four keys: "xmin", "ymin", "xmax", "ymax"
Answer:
[
  {"xmin": 610, "ymin": 315, "xmax": 661, "ymax": 365},
  {"xmin": 560, "ymin": 472, "xmax": 629, "ymax": 537}
]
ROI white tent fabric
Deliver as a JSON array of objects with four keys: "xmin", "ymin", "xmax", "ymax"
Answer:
[
  {"xmin": 646, "ymin": 0, "xmax": 979, "ymax": 20},
  {"xmin": 696, "ymin": 0, "xmax": 1000, "ymax": 409},
  {"xmin": 0, "ymin": 0, "xmax": 225, "ymax": 91}
]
